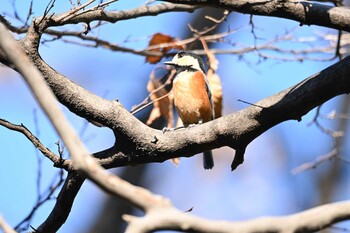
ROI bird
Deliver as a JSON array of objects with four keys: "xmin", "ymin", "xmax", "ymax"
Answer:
[{"xmin": 164, "ymin": 51, "xmax": 215, "ymax": 169}]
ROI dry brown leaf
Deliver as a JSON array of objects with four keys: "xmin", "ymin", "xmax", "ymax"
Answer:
[
  {"xmin": 146, "ymin": 33, "xmax": 184, "ymax": 64},
  {"xmin": 145, "ymin": 70, "xmax": 179, "ymax": 165},
  {"xmin": 207, "ymin": 71, "xmax": 223, "ymax": 118},
  {"xmin": 146, "ymin": 73, "xmax": 174, "ymax": 128}
]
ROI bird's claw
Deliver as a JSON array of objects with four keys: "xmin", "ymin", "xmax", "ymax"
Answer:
[
  {"xmin": 162, "ymin": 127, "xmax": 174, "ymax": 133},
  {"xmin": 187, "ymin": 121, "xmax": 202, "ymax": 128},
  {"xmin": 162, "ymin": 125, "xmax": 187, "ymax": 133}
]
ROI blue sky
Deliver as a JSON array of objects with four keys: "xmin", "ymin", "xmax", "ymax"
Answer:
[{"xmin": 0, "ymin": 1, "xmax": 349, "ymax": 232}]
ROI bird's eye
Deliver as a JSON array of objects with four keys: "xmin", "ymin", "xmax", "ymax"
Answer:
[{"xmin": 177, "ymin": 52, "xmax": 186, "ymax": 58}]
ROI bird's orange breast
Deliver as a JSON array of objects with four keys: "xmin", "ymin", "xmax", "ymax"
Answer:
[{"xmin": 173, "ymin": 70, "xmax": 212, "ymax": 126}]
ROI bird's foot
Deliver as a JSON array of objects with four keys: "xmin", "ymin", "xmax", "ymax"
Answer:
[
  {"xmin": 187, "ymin": 120, "xmax": 202, "ymax": 129},
  {"xmin": 162, "ymin": 127, "xmax": 174, "ymax": 133},
  {"xmin": 162, "ymin": 125, "xmax": 185, "ymax": 133}
]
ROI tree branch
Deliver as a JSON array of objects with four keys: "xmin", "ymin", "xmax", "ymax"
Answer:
[
  {"xmin": 1, "ymin": 1, "xmax": 350, "ymax": 231},
  {"xmin": 36, "ymin": 172, "xmax": 84, "ymax": 233},
  {"xmin": 0, "ymin": 21, "xmax": 171, "ymax": 233},
  {"xmin": 123, "ymin": 201, "xmax": 350, "ymax": 233},
  {"xmin": 0, "ymin": 118, "xmax": 73, "ymax": 170},
  {"xmin": 161, "ymin": 0, "xmax": 350, "ymax": 32},
  {"xmin": 1, "ymin": 19, "xmax": 350, "ymax": 170},
  {"xmin": 46, "ymin": 160, "xmax": 350, "ymax": 233},
  {"xmin": 24, "ymin": 41, "xmax": 350, "ymax": 169},
  {"xmin": 36, "ymin": 3, "xmax": 198, "ymax": 29}
]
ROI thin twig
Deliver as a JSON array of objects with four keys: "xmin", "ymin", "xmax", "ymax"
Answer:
[
  {"xmin": 15, "ymin": 172, "xmax": 65, "ymax": 232},
  {"xmin": 292, "ymin": 149, "xmax": 338, "ymax": 174},
  {"xmin": 0, "ymin": 118, "xmax": 63, "ymax": 166},
  {"xmin": 23, "ymin": 0, "xmax": 33, "ymax": 27},
  {"xmin": 55, "ymin": 0, "xmax": 96, "ymax": 22},
  {"xmin": 130, "ymin": 69, "xmax": 175, "ymax": 114},
  {"xmin": 131, "ymin": 91, "xmax": 172, "ymax": 115}
]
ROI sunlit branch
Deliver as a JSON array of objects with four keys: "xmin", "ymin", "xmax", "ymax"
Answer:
[
  {"xmin": 161, "ymin": 0, "xmax": 350, "ymax": 32},
  {"xmin": 124, "ymin": 201, "xmax": 350, "ymax": 233},
  {"xmin": 39, "ymin": 2, "xmax": 198, "ymax": 28}
]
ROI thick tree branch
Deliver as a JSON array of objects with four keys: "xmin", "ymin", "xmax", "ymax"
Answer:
[
  {"xmin": 124, "ymin": 201, "xmax": 350, "ymax": 233},
  {"xmin": 64, "ymin": 3, "xmax": 197, "ymax": 24},
  {"xmin": 161, "ymin": 0, "xmax": 350, "ymax": 32},
  {"xmin": 0, "ymin": 118, "xmax": 120, "ymax": 233},
  {"xmin": 34, "ymin": 3, "xmax": 197, "ymax": 30},
  {"xmin": 0, "ymin": 21, "xmax": 171, "ymax": 233},
  {"xmin": 1, "ymin": 20, "xmax": 350, "ymax": 170},
  {"xmin": 36, "ymin": 172, "xmax": 84, "ymax": 233},
  {"xmin": 1, "ymin": 2, "xmax": 350, "ymax": 231},
  {"xmin": 52, "ymin": 30, "xmax": 336, "ymax": 62},
  {"xmin": 22, "ymin": 41, "xmax": 350, "ymax": 169},
  {"xmin": 4, "ymin": 1, "xmax": 350, "ymax": 35}
]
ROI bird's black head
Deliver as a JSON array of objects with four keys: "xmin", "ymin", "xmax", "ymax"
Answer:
[{"xmin": 164, "ymin": 51, "xmax": 206, "ymax": 73}]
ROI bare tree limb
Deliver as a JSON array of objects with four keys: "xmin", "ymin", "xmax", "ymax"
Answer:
[
  {"xmin": 1, "ymin": 1, "xmax": 350, "ymax": 232},
  {"xmin": 3, "ymin": 19, "xmax": 349, "ymax": 231},
  {"xmin": 0, "ymin": 22, "xmax": 92, "ymax": 233},
  {"xmin": 1, "ymin": 18, "xmax": 350, "ymax": 171},
  {"xmin": 0, "ymin": 118, "xmax": 73, "ymax": 170},
  {"xmin": 1, "ymin": 3, "xmax": 198, "ymax": 37},
  {"xmin": 15, "ymin": 170, "xmax": 65, "ymax": 232},
  {"xmin": 36, "ymin": 172, "xmax": 84, "ymax": 233},
  {"xmin": 0, "ymin": 21, "xmax": 170, "ymax": 232},
  {"xmin": 41, "ymin": 27, "xmax": 338, "ymax": 62},
  {"xmin": 5, "ymin": 1, "xmax": 350, "ymax": 36},
  {"xmin": 0, "ymin": 119, "xmax": 117, "ymax": 232},
  {"xmin": 0, "ymin": 22, "xmax": 92, "ymax": 179},
  {"xmin": 32, "ymin": 3, "xmax": 198, "ymax": 31},
  {"xmin": 161, "ymin": 0, "xmax": 350, "ymax": 32},
  {"xmin": 123, "ymin": 201, "xmax": 350, "ymax": 233},
  {"xmin": 23, "ymin": 37, "xmax": 350, "ymax": 168}
]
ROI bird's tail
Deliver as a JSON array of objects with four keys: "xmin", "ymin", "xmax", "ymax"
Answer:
[{"xmin": 203, "ymin": 150, "xmax": 214, "ymax": 169}]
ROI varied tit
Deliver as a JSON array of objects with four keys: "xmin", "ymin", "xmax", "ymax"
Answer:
[{"xmin": 164, "ymin": 51, "xmax": 214, "ymax": 169}]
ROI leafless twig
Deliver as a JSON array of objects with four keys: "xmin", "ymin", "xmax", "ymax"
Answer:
[
  {"xmin": 0, "ymin": 118, "xmax": 68, "ymax": 168},
  {"xmin": 293, "ymin": 105, "xmax": 346, "ymax": 173},
  {"xmin": 130, "ymin": 69, "xmax": 175, "ymax": 115},
  {"xmin": 15, "ymin": 171, "xmax": 65, "ymax": 232},
  {"xmin": 292, "ymin": 149, "xmax": 339, "ymax": 174},
  {"xmin": 0, "ymin": 118, "xmax": 67, "ymax": 232}
]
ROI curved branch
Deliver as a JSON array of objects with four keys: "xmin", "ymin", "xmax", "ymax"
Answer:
[
  {"xmin": 1, "ymin": 3, "xmax": 198, "ymax": 38},
  {"xmin": 41, "ymin": 3, "xmax": 197, "ymax": 28},
  {"xmin": 0, "ymin": 118, "xmax": 73, "ymax": 170},
  {"xmin": 27, "ymin": 49, "xmax": 350, "ymax": 169},
  {"xmin": 0, "ymin": 22, "xmax": 171, "ymax": 232},
  {"xmin": 6, "ymin": 50, "xmax": 348, "ymax": 232},
  {"xmin": 161, "ymin": 0, "xmax": 350, "ymax": 32},
  {"xmin": 124, "ymin": 201, "xmax": 350, "ymax": 233},
  {"xmin": 36, "ymin": 172, "xmax": 84, "ymax": 233},
  {"xmin": 1, "ymin": 21, "xmax": 350, "ymax": 170},
  {"xmin": 1, "ymin": 7, "xmax": 350, "ymax": 232}
]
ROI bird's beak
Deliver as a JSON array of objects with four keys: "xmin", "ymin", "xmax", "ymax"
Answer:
[{"xmin": 164, "ymin": 61, "xmax": 175, "ymax": 66}]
